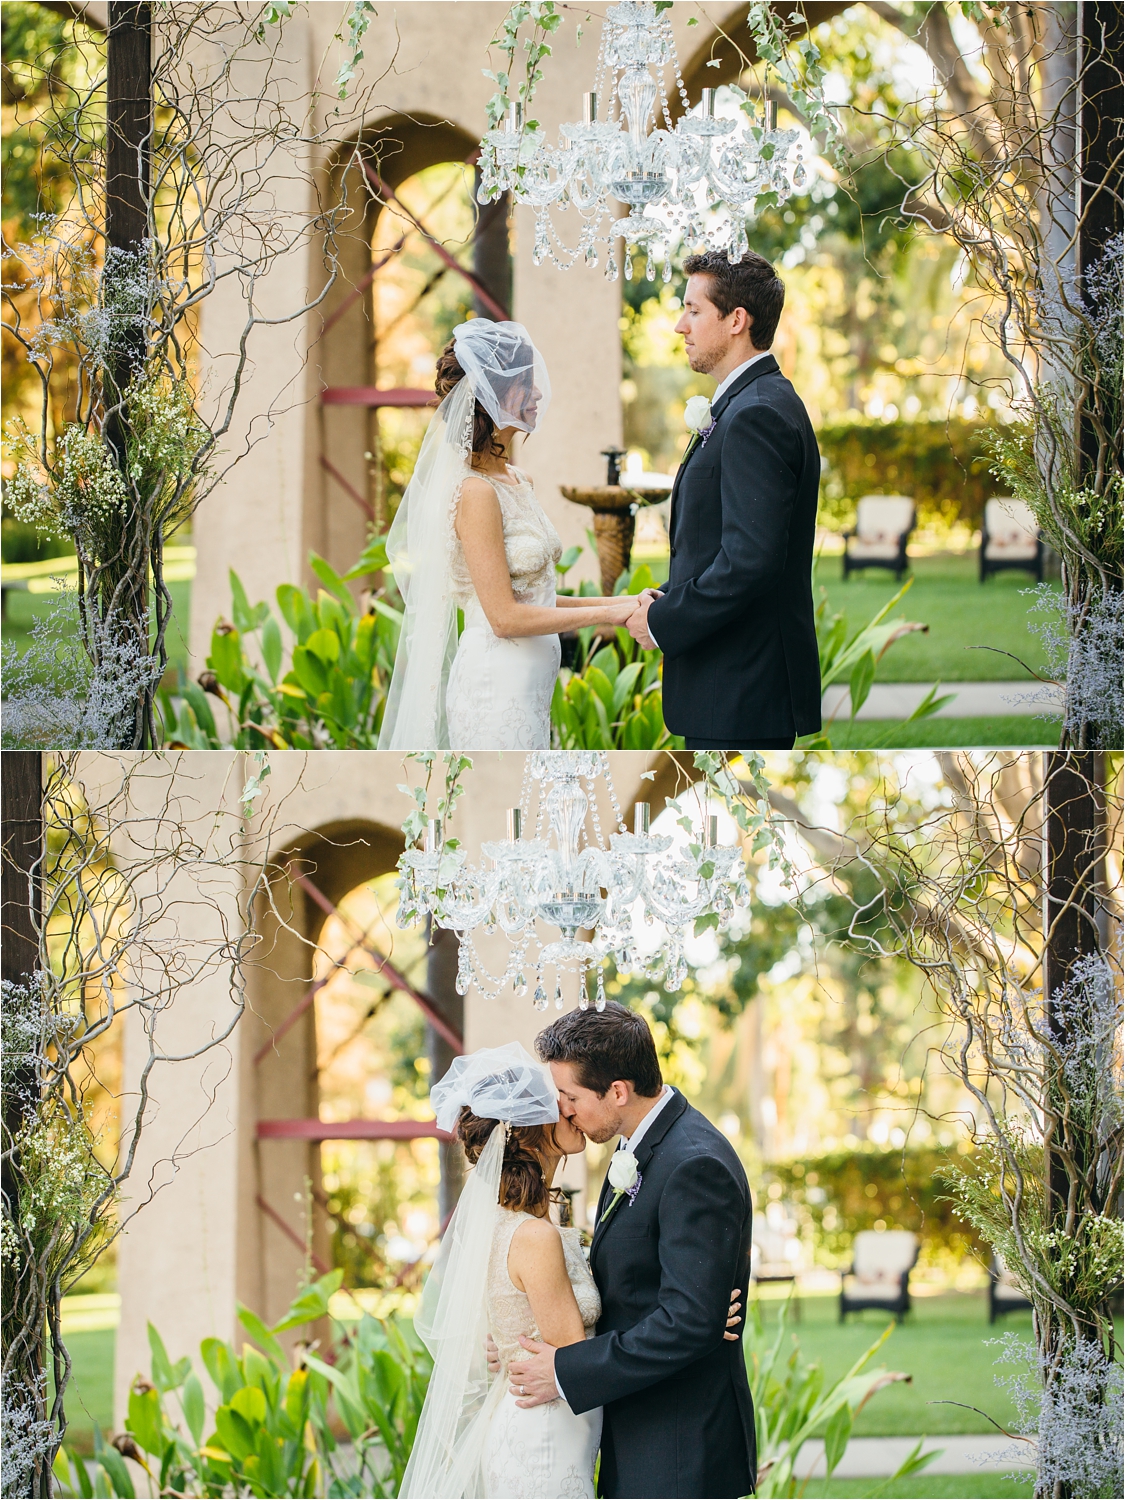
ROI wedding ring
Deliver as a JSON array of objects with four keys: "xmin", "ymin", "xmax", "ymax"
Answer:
[{"xmin": 519, "ymin": 1385, "xmax": 526, "ymax": 1395}]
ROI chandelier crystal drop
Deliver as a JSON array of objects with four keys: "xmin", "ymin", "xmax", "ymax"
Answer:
[
  {"xmin": 476, "ymin": 2, "xmax": 801, "ymax": 277},
  {"xmin": 395, "ymin": 752, "xmax": 753, "ymax": 1007}
]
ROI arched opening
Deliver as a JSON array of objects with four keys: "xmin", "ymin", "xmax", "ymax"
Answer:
[
  {"xmin": 312, "ymin": 115, "xmax": 514, "ymax": 585},
  {"xmin": 248, "ymin": 819, "xmax": 463, "ymax": 1324}
]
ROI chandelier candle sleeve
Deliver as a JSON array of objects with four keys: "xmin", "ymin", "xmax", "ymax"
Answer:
[{"xmin": 395, "ymin": 753, "xmax": 754, "ymax": 1009}]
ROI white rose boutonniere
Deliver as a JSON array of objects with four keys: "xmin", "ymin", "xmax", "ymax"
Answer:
[
  {"xmin": 683, "ymin": 395, "xmax": 717, "ymax": 452},
  {"xmin": 600, "ymin": 1149, "xmax": 642, "ymax": 1223}
]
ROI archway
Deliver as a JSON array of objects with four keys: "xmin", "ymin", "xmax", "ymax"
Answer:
[
  {"xmin": 245, "ymin": 816, "xmax": 464, "ymax": 1326},
  {"xmin": 311, "ymin": 115, "xmax": 514, "ymax": 589}
]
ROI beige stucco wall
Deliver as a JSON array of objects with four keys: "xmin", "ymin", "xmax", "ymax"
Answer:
[{"xmin": 108, "ymin": 749, "xmax": 661, "ymax": 1424}]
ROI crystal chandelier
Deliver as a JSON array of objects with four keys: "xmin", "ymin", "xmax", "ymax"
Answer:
[
  {"xmin": 476, "ymin": 1, "xmax": 803, "ymax": 280},
  {"xmin": 396, "ymin": 752, "xmax": 752, "ymax": 1010}
]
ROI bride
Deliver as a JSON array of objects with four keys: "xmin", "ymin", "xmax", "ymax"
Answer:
[
  {"xmin": 378, "ymin": 321, "xmax": 637, "ymax": 750},
  {"xmin": 400, "ymin": 1043, "xmax": 601, "ymax": 1499}
]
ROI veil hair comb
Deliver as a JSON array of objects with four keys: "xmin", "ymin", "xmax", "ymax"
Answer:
[{"xmin": 377, "ymin": 322, "xmax": 551, "ymax": 751}]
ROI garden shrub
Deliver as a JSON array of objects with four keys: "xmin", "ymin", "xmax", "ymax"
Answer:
[
  {"xmin": 817, "ymin": 419, "xmax": 1002, "ymax": 533},
  {"xmin": 765, "ymin": 1144, "xmax": 986, "ymax": 1273}
]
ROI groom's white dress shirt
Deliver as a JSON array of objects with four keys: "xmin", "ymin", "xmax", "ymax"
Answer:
[
  {"xmin": 647, "ymin": 351, "xmax": 772, "ymax": 650},
  {"xmin": 552, "ymin": 1085, "xmax": 677, "ymax": 1404}
]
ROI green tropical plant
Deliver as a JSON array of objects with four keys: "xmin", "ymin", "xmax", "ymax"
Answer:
[
  {"xmin": 50, "ymin": 1271, "xmax": 432, "ymax": 1500},
  {"xmin": 551, "ymin": 559, "xmax": 682, "ymax": 749},
  {"xmin": 160, "ymin": 541, "xmax": 401, "ymax": 750},
  {"xmin": 747, "ymin": 1300, "xmax": 938, "ymax": 1498},
  {"xmin": 800, "ymin": 573, "xmax": 953, "ymax": 748},
  {"xmin": 304, "ymin": 1315, "xmax": 432, "ymax": 1498}
]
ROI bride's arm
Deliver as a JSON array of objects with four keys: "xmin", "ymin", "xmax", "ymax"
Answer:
[
  {"xmin": 507, "ymin": 1219, "xmax": 587, "ymax": 1349},
  {"xmin": 458, "ymin": 479, "xmax": 637, "ymax": 639}
]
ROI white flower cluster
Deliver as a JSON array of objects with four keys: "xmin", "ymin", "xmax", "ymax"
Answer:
[
  {"xmin": 6, "ymin": 423, "xmax": 129, "ymax": 543},
  {"xmin": 1023, "ymin": 584, "xmax": 1124, "ymax": 749},
  {"xmin": 1, "ymin": 1369, "xmax": 57, "ymax": 1499}
]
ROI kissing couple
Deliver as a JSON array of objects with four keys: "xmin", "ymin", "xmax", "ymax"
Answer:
[
  {"xmin": 377, "ymin": 249, "xmax": 822, "ymax": 753},
  {"xmin": 399, "ymin": 1004, "xmax": 757, "ymax": 1500}
]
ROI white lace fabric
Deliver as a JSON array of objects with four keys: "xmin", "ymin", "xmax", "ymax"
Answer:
[
  {"xmin": 483, "ymin": 1209, "xmax": 603, "ymax": 1500},
  {"xmin": 445, "ymin": 470, "xmax": 563, "ymax": 751}
]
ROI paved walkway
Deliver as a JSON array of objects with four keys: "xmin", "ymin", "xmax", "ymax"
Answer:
[
  {"xmin": 822, "ymin": 680, "xmax": 1064, "ymax": 721},
  {"xmin": 796, "ymin": 1433, "xmax": 1035, "ymax": 1478}
]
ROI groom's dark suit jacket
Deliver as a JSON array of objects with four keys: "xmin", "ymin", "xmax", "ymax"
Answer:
[
  {"xmin": 647, "ymin": 353, "xmax": 821, "ymax": 743},
  {"xmin": 554, "ymin": 1092, "xmax": 756, "ymax": 1499}
]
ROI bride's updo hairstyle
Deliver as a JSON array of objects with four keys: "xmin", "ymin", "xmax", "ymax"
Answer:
[
  {"xmin": 455, "ymin": 1109, "xmax": 564, "ymax": 1218},
  {"xmin": 434, "ymin": 340, "xmax": 506, "ymax": 459},
  {"xmin": 429, "ymin": 1042, "xmax": 563, "ymax": 1218}
]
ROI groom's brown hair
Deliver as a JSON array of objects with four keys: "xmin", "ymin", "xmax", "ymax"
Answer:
[
  {"xmin": 536, "ymin": 1002, "xmax": 663, "ymax": 1097},
  {"xmin": 683, "ymin": 249, "xmax": 785, "ymax": 348}
]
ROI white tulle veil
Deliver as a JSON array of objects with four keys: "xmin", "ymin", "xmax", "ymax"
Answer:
[
  {"xmin": 377, "ymin": 321, "xmax": 551, "ymax": 751},
  {"xmin": 399, "ymin": 1042, "xmax": 559, "ymax": 1499}
]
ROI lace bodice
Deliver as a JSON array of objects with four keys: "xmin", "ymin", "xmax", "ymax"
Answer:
[
  {"xmin": 488, "ymin": 1209, "xmax": 601, "ymax": 1370},
  {"xmin": 452, "ymin": 469, "xmax": 563, "ymax": 613}
]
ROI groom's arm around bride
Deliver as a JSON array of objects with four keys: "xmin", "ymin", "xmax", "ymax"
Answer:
[
  {"xmin": 510, "ymin": 1006, "xmax": 756, "ymax": 1499},
  {"xmin": 627, "ymin": 250, "xmax": 822, "ymax": 751}
]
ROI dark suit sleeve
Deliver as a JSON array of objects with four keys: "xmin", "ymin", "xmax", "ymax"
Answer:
[
  {"xmin": 647, "ymin": 403, "xmax": 802, "ymax": 661},
  {"xmin": 554, "ymin": 1156, "xmax": 745, "ymax": 1412}
]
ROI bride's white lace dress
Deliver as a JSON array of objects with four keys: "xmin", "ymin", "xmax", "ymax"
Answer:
[
  {"xmin": 484, "ymin": 1208, "xmax": 602, "ymax": 1499},
  {"xmin": 446, "ymin": 470, "xmax": 563, "ymax": 751}
]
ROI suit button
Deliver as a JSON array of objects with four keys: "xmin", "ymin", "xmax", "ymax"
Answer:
[{"xmin": 670, "ymin": 545, "xmax": 676, "ymax": 557}]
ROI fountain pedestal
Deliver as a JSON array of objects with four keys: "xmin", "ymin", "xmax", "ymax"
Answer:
[{"xmin": 560, "ymin": 485, "xmax": 671, "ymax": 595}]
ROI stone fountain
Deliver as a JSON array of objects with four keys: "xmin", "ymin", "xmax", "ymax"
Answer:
[{"xmin": 561, "ymin": 447, "xmax": 673, "ymax": 594}]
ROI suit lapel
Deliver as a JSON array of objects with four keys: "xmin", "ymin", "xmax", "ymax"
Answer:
[
  {"xmin": 590, "ymin": 1092, "xmax": 688, "ymax": 1262},
  {"xmin": 668, "ymin": 357, "xmax": 778, "ymax": 548}
]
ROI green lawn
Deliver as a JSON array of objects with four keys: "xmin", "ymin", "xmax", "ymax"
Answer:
[
  {"xmin": 56, "ymin": 1328, "xmax": 115, "ymax": 1455},
  {"xmin": 636, "ymin": 550, "xmax": 1058, "ymax": 686},
  {"xmin": 1, "ymin": 579, "xmax": 192, "ymax": 685},
  {"xmin": 800, "ymin": 1478, "xmax": 1033, "ymax": 1498},
  {"xmin": 816, "ymin": 554, "xmax": 1056, "ymax": 683},
  {"xmin": 819, "ymin": 716, "xmax": 1060, "ymax": 749},
  {"xmin": 760, "ymin": 1289, "xmax": 1032, "ymax": 1438}
]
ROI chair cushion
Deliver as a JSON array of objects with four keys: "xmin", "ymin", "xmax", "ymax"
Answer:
[
  {"xmin": 855, "ymin": 496, "xmax": 914, "ymax": 542},
  {"xmin": 853, "ymin": 1229, "xmax": 918, "ymax": 1278},
  {"xmin": 842, "ymin": 1274, "xmax": 901, "ymax": 1301},
  {"xmin": 984, "ymin": 498, "xmax": 1038, "ymax": 553},
  {"xmin": 848, "ymin": 539, "xmax": 902, "ymax": 560}
]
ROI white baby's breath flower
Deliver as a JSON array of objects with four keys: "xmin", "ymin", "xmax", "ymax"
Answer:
[
  {"xmin": 607, "ymin": 1149, "xmax": 639, "ymax": 1192},
  {"xmin": 684, "ymin": 395, "xmax": 713, "ymax": 434}
]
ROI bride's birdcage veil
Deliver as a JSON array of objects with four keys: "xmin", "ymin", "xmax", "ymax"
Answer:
[
  {"xmin": 430, "ymin": 1041, "xmax": 560, "ymax": 1134},
  {"xmin": 377, "ymin": 321, "xmax": 552, "ymax": 751},
  {"xmin": 451, "ymin": 319, "xmax": 551, "ymax": 434},
  {"xmin": 400, "ymin": 1041, "xmax": 561, "ymax": 1497}
]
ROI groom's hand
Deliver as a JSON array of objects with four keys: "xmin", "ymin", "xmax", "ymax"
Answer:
[
  {"xmin": 626, "ymin": 589, "xmax": 659, "ymax": 650},
  {"xmin": 508, "ymin": 1335, "xmax": 559, "ymax": 1407}
]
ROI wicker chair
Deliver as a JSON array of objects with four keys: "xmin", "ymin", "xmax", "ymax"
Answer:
[
  {"xmin": 839, "ymin": 1230, "xmax": 919, "ymax": 1322},
  {"xmin": 842, "ymin": 496, "xmax": 915, "ymax": 580},
  {"xmin": 980, "ymin": 497, "xmax": 1043, "ymax": 582}
]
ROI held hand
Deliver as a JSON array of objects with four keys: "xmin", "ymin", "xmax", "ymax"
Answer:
[
  {"xmin": 507, "ymin": 1335, "xmax": 559, "ymax": 1408},
  {"xmin": 626, "ymin": 591, "xmax": 658, "ymax": 650},
  {"xmin": 603, "ymin": 594, "xmax": 639, "ymax": 626},
  {"xmin": 725, "ymin": 1287, "xmax": 743, "ymax": 1342},
  {"xmin": 485, "ymin": 1332, "xmax": 501, "ymax": 1377}
]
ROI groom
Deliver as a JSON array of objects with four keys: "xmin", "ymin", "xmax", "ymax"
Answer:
[
  {"xmin": 509, "ymin": 1004, "xmax": 756, "ymax": 1499},
  {"xmin": 625, "ymin": 250, "xmax": 822, "ymax": 749}
]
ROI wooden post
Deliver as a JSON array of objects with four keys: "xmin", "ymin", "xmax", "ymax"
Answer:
[
  {"xmin": 426, "ymin": 923, "xmax": 465, "ymax": 1223},
  {"xmin": 1043, "ymin": 751, "xmax": 1106, "ymax": 1221}
]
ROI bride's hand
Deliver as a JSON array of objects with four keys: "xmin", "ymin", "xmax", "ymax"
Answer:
[
  {"xmin": 603, "ymin": 594, "xmax": 641, "ymax": 626},
  {"xmin": 724, "ymin": 1288, "xmax": 743, "ymax": 1341}
]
